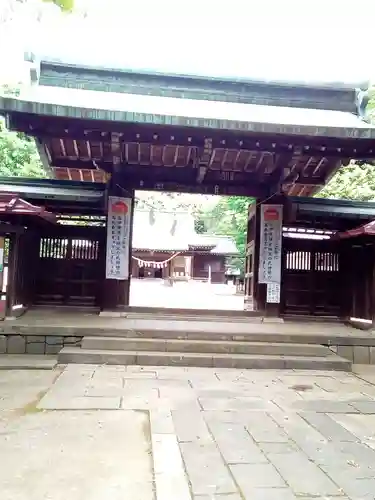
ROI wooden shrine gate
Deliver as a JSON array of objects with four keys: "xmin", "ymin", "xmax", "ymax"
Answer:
[
  {"xmin": 281, "ymin": 237, "xmax": 343, "ymax": 317},
  {"xmin": 35, "ymin": 226, "xmax": 105, "ymax": 308}
]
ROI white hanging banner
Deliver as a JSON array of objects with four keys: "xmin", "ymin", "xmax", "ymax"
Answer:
[
  {"xmin": 267, "ymin": 283, "xmax": 281, "ymax": 304},
  {"xmin": 258, "ymin": 204, "xmax": 283, "ymax": 284},
  {"xmin": 106, "ymin": 197, "xmax": 132, "ymax": 280}
]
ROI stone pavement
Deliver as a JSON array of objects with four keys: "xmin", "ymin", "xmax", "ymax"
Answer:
[
  {"xmin": 2, "ymin": 366, "xmax": 375, "ymax": 498},
  {"xmin": 130, "ymin": 279, "xmax": 244, "ymax": 311}
]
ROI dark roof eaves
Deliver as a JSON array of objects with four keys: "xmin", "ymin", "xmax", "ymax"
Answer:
[
  {"xmin": 291, "ymin": 196, "xmax": 375, "ymax": 210},
  {"xmin": 0, "ymin": 176, "xmax": 106, "ymax": 192},
  {"xmin": 2, "ymin": 97, "xmax": 375, "ymax": 140}
]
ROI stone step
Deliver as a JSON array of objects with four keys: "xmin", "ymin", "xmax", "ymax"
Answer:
[
  {"xmin": 81, "ymin": 336, "xmax": 333, "ymax": 357},
  {"xmin": 122, "ymin": 306, "xmax": 255, "ymax": 318},
  {"xmin": 70, "ymin": 328, "xmax": 343, "ymax": 345},
  {"xmin": 58, "ymin": 347, "xmax": 351, "ymax": 371},
  {"xmin": 0, "ymin": 354, "xmax": 57, "ymax": 370},
  {"xmin": 124, "ymin": 313, "xmax": 259, "ymax": 323}
]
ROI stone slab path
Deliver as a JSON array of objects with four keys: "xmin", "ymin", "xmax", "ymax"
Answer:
[{"xmin": 2, "ymin": 365, "xmax": 375, "ymax": 498}]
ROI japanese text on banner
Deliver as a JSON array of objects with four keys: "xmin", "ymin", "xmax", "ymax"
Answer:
[
  {"xmin": 267, "ymin": 283, "xmax": 281, "ymax": 304},
  {"xmin": 105, "ymin": 197, "xmax": 131, "ymax": 280},
  {"xmin": 258, "ymin": 204, "xmax": 283, "ymax": 284}
]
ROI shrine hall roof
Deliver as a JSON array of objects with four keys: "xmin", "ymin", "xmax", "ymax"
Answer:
[
  {"xmin": 1, "ymin": 85, "xmax": 375, "ymax": 140},
  {"xmin": 132, "ymin": 209, "xmax": 239, "ymax": 255}
]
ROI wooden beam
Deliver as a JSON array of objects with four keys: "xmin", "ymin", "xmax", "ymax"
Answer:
[
  {"xmin": 196, "ymin": 138, "xmax": 213, "ymax": 184},
  {"xmin": 35, "ymin": 139, "xmax": 54, "ymax": 178},
  {"xmin": 51, "ymin": 159, "xmax": 109, "ymax": 170},
  {"xmin": 204, "ymin": 170, "xmax": 259, "ymax": 184},
  {"xmin": 8, "ymin": 113, "xmax": 375, "ymax": 160},
  {"xmin": 196, "ymin": 166, "xmax": 208, "ymax": 183},
  {"xmin": 43, "ymin": 133, "xmax": 375, "ymax": 160},
  {"xmin": 0, "ymin": 224, "xmax": 25, "ymax": 235},
  {"xmin": 293, "ymin": 177, "xmax": 325, "ymax": 186},
  {"xmin": 267, "ymin": 152, "xmax": 293, "ymax": 193},
  {"xmin": 311, "ymin": 157, "xmax": 327, "ymax": 176},
  {"xmin": 117, "ymin": 176, "xmax": 267, "ymax": 198},
  {"xmin": 51, "ymin": 163, "xmax": 324, "ymax": 197},
  {"xmin": 50, "ymin": 158, "xmax": 325, "ymax": 194},
  {"xmin": 282, "ymin": 147, "xmax": 306, "ymax": 186},
  {"xmin": 44, "ymin": 203, "xmax": 106, "ymax": 215},
  {"xmin": 111, "ymin": 132, "xmax": 122, "ymax": 167},
  {"xmin": 116, "ymin": 165, "xmax": 266, "ymax": 188},
  {"xmin": 52, "ymin": 162, "xmax": 259, "ymax": 183},
  {"xmin": 121, "ymin": 165, "xmax": 197, "ymax": 183}
]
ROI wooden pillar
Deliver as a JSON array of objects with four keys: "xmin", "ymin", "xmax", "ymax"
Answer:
[
  {"xmin": 6, "ymin": 234, "xmax": 20, "ymax": 316},
  {"xmin": 0, "ymin": 237, "xmax": 5, "ymax": 319},
  {"xmin": 371, "ymin": 245, "xmax": 375, "ymax": 327},
  {"xmin": 252, "ymin": 195, "xmax": 286, "ymax": 317},
  {"xmin": 101, "ymin": 177, "xmax": 134, "ymax": 311},
  {"xmin": 190, "ymin": 255, "xmax": 195, "ymax": 280},
  {"xmin": 244, "ymin": 203, "xmax": 256, "ymax": 310},
  {"xmin": 0, "ymin": 236, "xmax": 7, "ymax": 319},
  {"xmin": 252, "ymin": 202, "xmax": 266, "ymax": 313},
  {"xmin": 170, "ymin": 256, "xmax": 176, "ymax": 278},
  {"xmin": 340, "ymin": 241, "xmax": 354, "ymax": 321}
]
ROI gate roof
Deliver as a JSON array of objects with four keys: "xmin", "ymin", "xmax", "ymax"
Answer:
[
  {"xmin": 1, "ymin": 58, "xmax": 375, "ymax": 197},
  {"xmin": 0, "ymin": 178, "xmax": 106, "ymax": 216},
  {"xmin": 334, "ymin": 220, "xmax": 375, "ymax": 239},
  {"xmin": 0, "ymin": 193, "xmax": 56, "ymax": 223}
]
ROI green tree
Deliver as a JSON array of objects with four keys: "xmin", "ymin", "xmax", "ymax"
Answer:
[
  {"xmin": 43, "ymin": 0, "xmax": 74, "ymax": 11},
  {"xmin": 318, "ymin": 162, "xmax": 375, "ymax": 201},
  {"xmin": 0, "ymin": 119, "xmax": 45, "ymax": 178},
  {"xmin": 197, "ymin": 196, "xmax": 254, "ymax": 270},
  {"xmin": 367, "ymin": 87, "xmax": 375, "ymax": 123},
  {"xmin": 317, "ymin": 89, "xmax": 375, "ymax": 201}
]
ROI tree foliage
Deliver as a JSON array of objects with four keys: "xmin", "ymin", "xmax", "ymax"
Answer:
[
  {"xmin": 197, "ymin": 197, "xmax": 254, "ymax": 270},
  {"xmin": 43, "ymin": 0, "xmax": 74, "ymax": 11},
  {"xmin": 318, "ymin": 162, "xmax": 375, "ymax": 201},
  {"xmin": 0, "ymin": 119, "xmax": 45, "ymax": 178},
  {"xmin": 317, "ymin": 91, "xmax": 375, "ymax": 201},
  {"xmin": 368, "ymin": 87, "xmax": 375, "ymax": 123}
]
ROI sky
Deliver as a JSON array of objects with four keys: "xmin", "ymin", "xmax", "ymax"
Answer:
[{"xmin": 1, "ymin": 0, "xmax": 375, "ymax": 86}]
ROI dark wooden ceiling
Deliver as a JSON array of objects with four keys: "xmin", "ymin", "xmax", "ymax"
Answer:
[{"xmin": 48, "ymin": 136, "xmax": 334, "ymax": 197}]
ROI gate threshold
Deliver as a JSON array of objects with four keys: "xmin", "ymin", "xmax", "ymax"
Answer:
[{"xmin": 100, "ymin": 305, "xmax": 264, "ymax": 320}]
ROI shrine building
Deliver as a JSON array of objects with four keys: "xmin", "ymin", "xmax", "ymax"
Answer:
[
  {"xmin": 1, "ymin": 56, "xmax": 375, "ymax": 321},
  {"xmin": 131, "ymin": 208, "xmax": 238, "ymax": 283}
]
